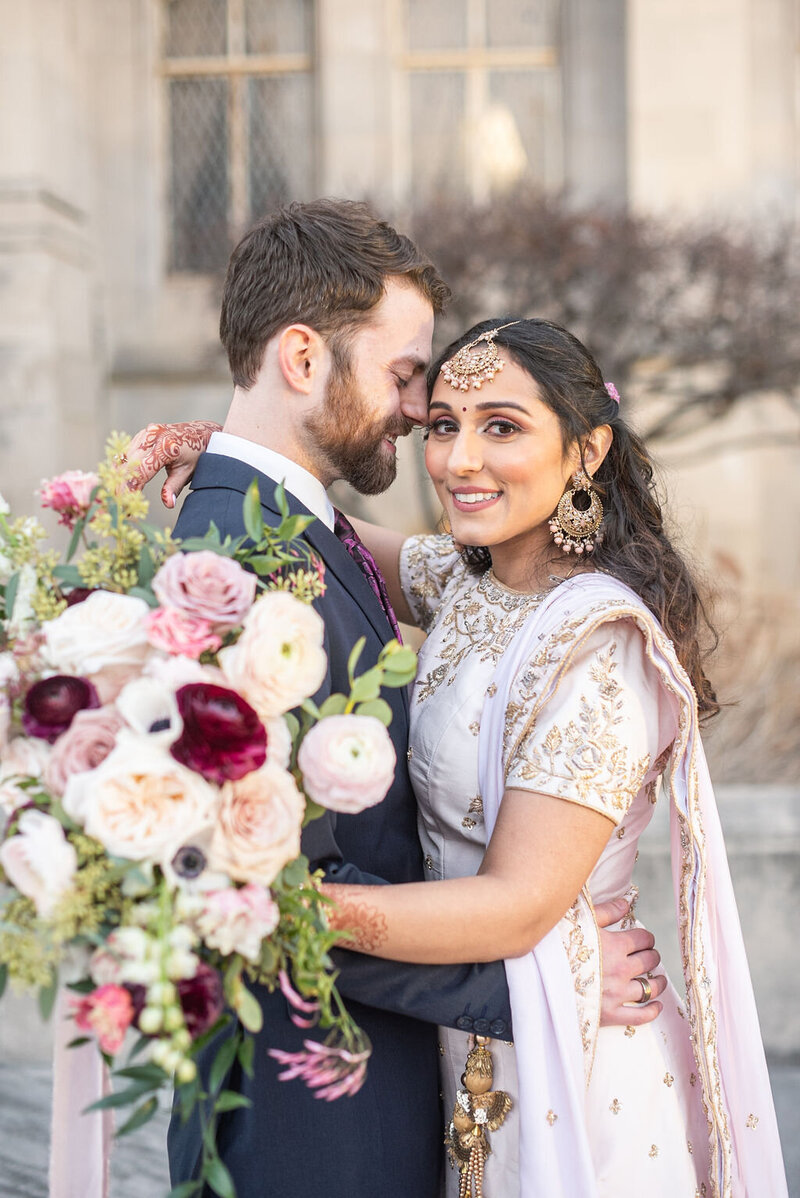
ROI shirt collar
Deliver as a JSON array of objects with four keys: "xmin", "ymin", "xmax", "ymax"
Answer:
[{"xmin": 206, "ymin": 432, "xmax": 335, "ymax": 530}]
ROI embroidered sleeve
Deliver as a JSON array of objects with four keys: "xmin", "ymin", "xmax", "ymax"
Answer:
[
  {"xmin": 505, "ymin": 622, "xmax": 660, "ymax": 823},
  {"xmin": 398, "ymin": 533, "xmax": 464, "ymax": 632}
]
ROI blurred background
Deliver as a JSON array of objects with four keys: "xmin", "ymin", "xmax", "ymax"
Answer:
[{"xmin": 0, "ymin": 0, "xmax": 798, "ymax": 1189}]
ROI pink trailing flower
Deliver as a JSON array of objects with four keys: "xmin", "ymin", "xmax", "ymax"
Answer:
[
  {"xmin": 39, "ymin": 471, "xmax": 98, "ymax": 529},
  {"xmin": 170, "ymin": 683, "xmax": 267, "ymax": 783},
  {"xmin": 269, "ymin": 1039, "xmax": 370, "ymax": 1101},
  {"xmin": 144, "ymin": 607, "xmax": 222, "ymax": 658},
  {"xmin": 72, "ymin": 984, "xmax": 135, "ymax": 1055},
  {"xmin": 278, "ymin": 968, "xmax": 320, "ymax": 1029},
  {"xmin": 23, "ymin": 675, "xmax": 100, "ymax": 742}
]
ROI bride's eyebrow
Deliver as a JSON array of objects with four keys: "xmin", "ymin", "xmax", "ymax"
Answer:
[{"xmin": 428, "ymin": 399, "xmax": 530, "ymax": 413}]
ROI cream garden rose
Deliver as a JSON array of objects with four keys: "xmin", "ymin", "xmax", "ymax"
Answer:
[
  {"xmin": 0, "ymin": 810, "xmax": 78, "ymax": 919},
  {"xmin": 43, "ymin": 591, "xmax": 151, "ymax": 702},
  {"xmin": 297, "ymin": 715, "xmax": 396, "ymax": 814},
  {"xmin": 209, "ymin": 762, "xmax": 304, "ymax": 885},
  {"xmin": 218, "ymin": 591, "xmax": 327, "ymax": 719},
  {"xmin": 63, "ymin": 732, "xmax": 218, "ymax": 861}
]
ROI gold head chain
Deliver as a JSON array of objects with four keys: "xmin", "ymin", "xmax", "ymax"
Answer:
[{"xmin": 440, "ymin": 321, "xmax": 522, "ymax": 392}]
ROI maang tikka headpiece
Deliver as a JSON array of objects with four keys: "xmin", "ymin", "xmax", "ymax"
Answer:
[{"xmin": 440, "ymin": 321, "xmax": 521, "ymax": 392}]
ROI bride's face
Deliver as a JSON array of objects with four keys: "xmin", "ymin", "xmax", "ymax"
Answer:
[{"xmin": 425, "ymin": 354, "xmax": 578, "ymax": 568}]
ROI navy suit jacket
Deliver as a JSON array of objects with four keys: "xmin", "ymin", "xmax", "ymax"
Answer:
[{"xmin": 167, "ymin": 453, "xmax": 511, "ymax": 1198}]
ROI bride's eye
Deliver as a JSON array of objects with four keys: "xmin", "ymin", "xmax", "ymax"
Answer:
[
  {"xmin": 428, "ymin": 417, "xmax": 459, "ymax": 438},
  {"xmin": 486, "ymin": 418, "xmax": 521, "ymax": 437}
]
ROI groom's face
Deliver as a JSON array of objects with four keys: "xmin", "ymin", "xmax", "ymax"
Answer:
[{"xmin": 304, "ymin": 279, "xmax": 434, "ymax": 495}]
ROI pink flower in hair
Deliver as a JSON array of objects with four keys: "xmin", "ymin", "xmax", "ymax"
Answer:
[{"xmin": 605, "ymin": 382, "xmax": 621, "ymax": 404}]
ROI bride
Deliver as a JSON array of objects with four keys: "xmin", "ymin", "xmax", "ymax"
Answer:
[{"xmin": 129, "ymin": 317, "xmax": 786, "ymax": 1197}]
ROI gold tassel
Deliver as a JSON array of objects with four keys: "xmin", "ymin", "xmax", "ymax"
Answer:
[{"xmin": 445, "ymin": 1036, "xmax": 512, "ymax": 1197}]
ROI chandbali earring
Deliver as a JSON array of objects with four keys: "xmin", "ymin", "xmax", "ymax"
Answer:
[{"xmin": 548, "ymin": 469, "xmax": 604, "ymax": 555}]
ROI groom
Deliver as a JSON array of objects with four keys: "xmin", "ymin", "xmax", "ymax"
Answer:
[{"xmin": 152, "ymin": 199, "xmax": 666, "ymax": 1197}]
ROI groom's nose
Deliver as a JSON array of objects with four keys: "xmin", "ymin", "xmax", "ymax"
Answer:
[{"xmin": 399, "ymin": 375, "xmax": 428, "ymax": 427}]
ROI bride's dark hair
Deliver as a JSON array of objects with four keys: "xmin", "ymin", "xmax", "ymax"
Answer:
[{"xmin": 429, "ymin": 317, "xmax": 719, "ymax": 719}]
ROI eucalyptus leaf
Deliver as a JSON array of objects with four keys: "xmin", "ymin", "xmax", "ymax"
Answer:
[
  {"xmin": 52, "ymin": 565, "xmax": 83, "ymax": 587},
  {"xmin": 38, "ymin": 971, "xmax": 58, "ymax": 1020},
  {"xmin": 276, "ymin": 514, "xmax": 315, "ymax": 541},
  {"xmin": 66, "ymin": 516, "xmax": 86, "ymax": 562},
  {"xmin": 127, "ymin": 586, "xmax": 159, "ymax": 608},
  {"xmin": 353, "ymin": 698, "xmax": 393, "ymax": 726},
  {"xmin": 242, "ymin": 481, "xmax": 264, "ymax": 543},
  {"xmin": 233, "ymin": 986, "xmax": 263, "ymax": 1034},
  {"xmin": 208, "ymin": 1033, "xmax": 239, "ymax": 1097},
  {"xmin": 214, "ymin": 1090, "xmax": 252, "ymax": 1114},
  {"xmin": 346, "ymin": 637, "xmax": 366, "ymax": 682},
  {"xmin": 247, "ymin": 554, "xmax": 281, "ymax": 575},
  {"xmin": 349, "ymin": 668, "xmax": 382, "ymax": 704},
  {"xmin": 302, "ymin": 797, "xmax": 326, "ymax": 827},
  {"xmin": 318, "ymin": 694, "xmax": 348, "ymax": 718},
  {"xmin": 237, "ymin": 1033, "xmax": 255, "ymax": 1078},
  {"xmin": 86, "ymin": 1082, "xmax": 158, "ymax": 1112},
  {"xmin": 0, "ymin": 964, "xmax": 6, "ymax": 1000},
  {"xmin": 116, "ymin": 1096, "xmax": 159, "ymax": 1137},
  {"xmin": 115, "ymin": 1063, "xmax": 168, "ymax": 1085},
  {"xmin": 274, "ymin": 482, "xmax": 290, "ymax": 520},
  {"xmin": 167, "ymin": 1181, "xmax": 202, "ymax": 1198},
  {"xmin": 205, "ymin": 1156, "xmax": 236, "ymax": 1198},
  {"xmin": 4, "ymin": 572, "xmax": 19, "ymax": 621}
]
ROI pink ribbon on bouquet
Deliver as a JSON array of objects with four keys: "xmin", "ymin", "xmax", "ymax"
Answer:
[{"xmin": 49, "ymin": 989, "xmax": 112, "ymax": 1198}]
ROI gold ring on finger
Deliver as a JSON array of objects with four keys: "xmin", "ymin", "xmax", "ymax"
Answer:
[{"xmin": 634, "ymin": 975, "xmax": 652, "ymax": 1004}]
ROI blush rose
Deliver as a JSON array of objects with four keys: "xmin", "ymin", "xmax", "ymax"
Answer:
[
  {"xmin": 152, "ymin": 552, "xmax": 255, "ymax": 631},
  {"xmin": 209, "ymin": 763, "xmax": 304, "ymax": 886},
  {"xmin": 45, "ymin": 705, "xmax": 124, "ymax": 796}
]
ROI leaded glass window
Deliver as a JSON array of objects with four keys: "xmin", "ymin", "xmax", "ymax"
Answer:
[
  {"xmin": 164, "ymin": 0, "xmax": 315, "ymax": 273},
  {"xmin": 400, "ymin": 0, "xmax": 562, "ymax": 203}
]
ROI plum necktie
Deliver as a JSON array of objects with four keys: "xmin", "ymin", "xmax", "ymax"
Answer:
[{"xmin": 333, "ymin": 510, "xmax": 402, "ymax": 643}]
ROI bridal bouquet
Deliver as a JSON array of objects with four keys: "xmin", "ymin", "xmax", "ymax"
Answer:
[{"xmin": 0, "ymin": 436, "xmax": 415, "ymax": 1197}]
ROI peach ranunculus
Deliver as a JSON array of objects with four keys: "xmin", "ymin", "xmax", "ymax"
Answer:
[
  {"xmin": 218, "ymin": 592, "xmax": 327, "ymax": 720},
  {"xmin": 45, "ymin": 705, "xmax": 125, "ymax": 796},
  {"xmin": 209, "ymin": 763, "xmax": 304, "ymax": 885},
  {"xmin": 0, "ymin": 809, "xmax": 78, "ymax": 918},
  {"xmin": 297, "ymin": 715, "xmax": 396, "ymax": 814},
  {"xmin": 62, "ymin": 732, "xmax": 218, "ymax": 861},
  {"xmin": 144, "ymin": 607, "xmax": 222, "ymax": 658},
  {"xmin": 42, "ymin": 591, "xmax": 151, "ymax": 702},
  {"xmin": 0, "ymin": 736, "xmax": 51, "ymax": 816},
  {"xmin": 152, "ymin": 551, "xmax": 256, "ymax": 631},
  {"xmin": 195, "ymin": 883, "xmax": 279, "ymax": 961}
]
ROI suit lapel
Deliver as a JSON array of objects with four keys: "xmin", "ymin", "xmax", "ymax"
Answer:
[{"xmin": 189, "ymin": 454, "xmax": 401, "ymax": 653}]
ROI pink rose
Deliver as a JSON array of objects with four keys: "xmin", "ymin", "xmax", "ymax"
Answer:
[
  {"xmin": 196, "ymin": 883, "xmax": 279, "ymax": 961},
  {"xmin": 297, "ymin": 715, "xmax": 396, "ymax": 814},
  {"xmin": 152, "ymin": 552, "xmax": 256, "ymax": 630},
  {"xmin": 209, "ymin": 763, "xmax": 304, "ymax": 886},
  {"xmin": 72, "ymin": 984, "xmax": 134, "ymax": 1055},
  {"xmin": 45, "ymin": 705, "xmax": 124, "ymax": 795},
  {"xmin": 39, "ymin": 470, "xmax": 98, "ymax": 529},
  {"xmin": 145, "ymin": 607, "xmax": 222, "ymax": 658}
]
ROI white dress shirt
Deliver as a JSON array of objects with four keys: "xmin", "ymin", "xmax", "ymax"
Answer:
[{"xmin": 206, "ymin": 431, "xmax": 335, "ymax": 531}]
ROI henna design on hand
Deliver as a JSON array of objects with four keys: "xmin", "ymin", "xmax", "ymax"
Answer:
[
  {"xmin": 126, "ymin": 420, "xmax": 220, "ymax": 506},
  {"xmin": 324, "ymin": 884, "xmax": 389, "ymax": 953}
]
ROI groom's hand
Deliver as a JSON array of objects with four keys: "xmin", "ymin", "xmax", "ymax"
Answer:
[{"xmin": 595, "ymin": 895, "xmax": 666, "ymax": 1026}]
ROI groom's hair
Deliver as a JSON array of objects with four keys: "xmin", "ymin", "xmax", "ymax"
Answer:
[{"xmin": 220, "ymin": 198, "xmax": 450, "ymax": 388}]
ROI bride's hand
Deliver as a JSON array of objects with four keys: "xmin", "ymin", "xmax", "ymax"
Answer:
[
  {"xmin": 126, "ymin": 420, "xmax": 220, "ymax": 508},
  {"xmin": 595, "ymin": 895, "xmax": 666, "ymax": 1026}
]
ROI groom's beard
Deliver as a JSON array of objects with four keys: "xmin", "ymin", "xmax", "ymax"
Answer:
[{"xmin": 305, "ymin": 350, "xmax": 413, "ymax": 496}]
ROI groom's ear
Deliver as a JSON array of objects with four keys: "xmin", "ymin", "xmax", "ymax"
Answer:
[{"xmin": 277, "ymin": 324, "xmax": 327, "ymax": 396}]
